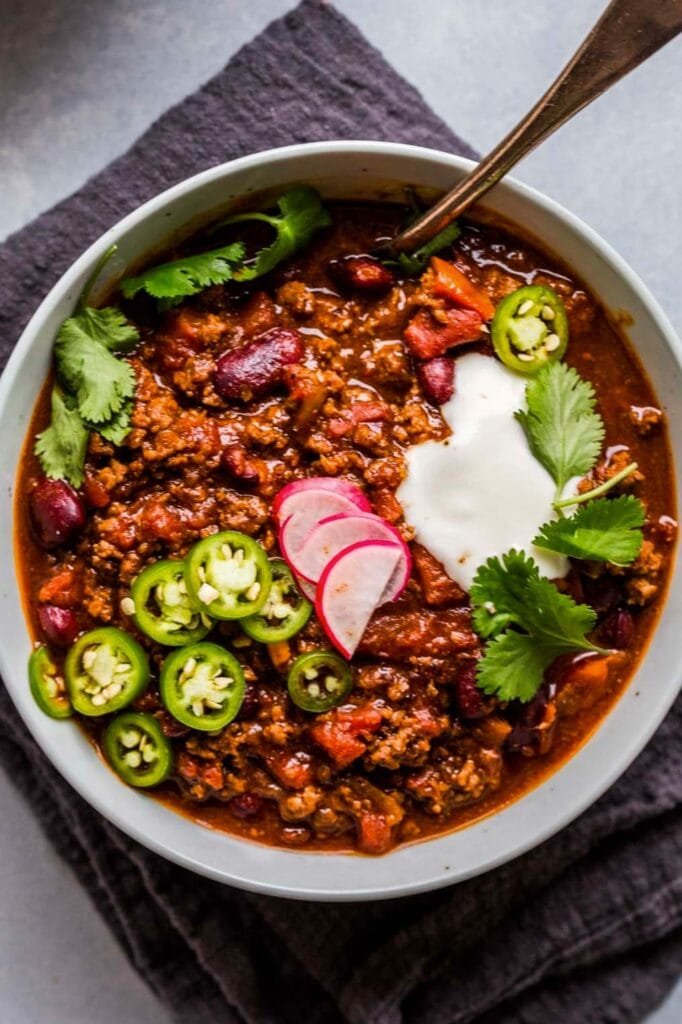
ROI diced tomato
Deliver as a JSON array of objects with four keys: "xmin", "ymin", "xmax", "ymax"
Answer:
[
  {"xmin": 412, "ymin": 706, "xmax": 444, "ymax": 738},
  {"xmin": 37, "ymin": 568, "xmax": 82, "ymax": 607},
  {"xmin": 83, "ymin": 474, "xmax": 111, "ymax": 510},
  {"xmin": 266, "ymin": 752, "xmax": 314, "ymax": 790},
  {"xmin": 310, "ymin": 703, "xmax": 382, "ymax": 769},
  {"xmin": 326, "ymin": 401, "xmax": 392, "ymax": 439},
  {"xmin": 404, "ymin": 307, "xmax": 483, "ymax": 360},
  {"xmin": 412, "ymin": 543, "xmax": 464, "ymax": 606},
  {"xmin": 430, "ymin": 256, "xmax": 496, "ymax": 320},
  {"xmin": 357, "ymin": 811, "xmax": 393, "ymax": 855}
]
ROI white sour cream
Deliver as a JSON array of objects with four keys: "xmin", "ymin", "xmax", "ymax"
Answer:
[{"xmin": 398, "ymin": 352, "xmax": 569, "ymax": 592}]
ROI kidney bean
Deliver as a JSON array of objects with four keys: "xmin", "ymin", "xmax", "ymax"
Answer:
[
  {"xmin": 328, "ymin": 255, "xmax": 395, "ymax": 292},
  {"xmin": 30, "ymin": 478, "xmax": 86, "ymax": 548},
  {"xmin": 600, "ymin": 607, "xmax": 635, "ymax": 650},
  {"xmin": 454, "ymin": 662, "xmax": 487, "ymax": 719},
  {"xmin": 214, "ymin": 327, "xmax": 304, "ymax": 401},
  {"xmin": 506, "ymin": 685, "xmax": 549, "ymax": 753},
  {"xmin": 37, "ymin": 605, "xmax": 79, "ymax": 647},
  {"xmin": 237, "ymin": 682, "xmax": 259, "ymax": 720},
  {"xmin": 580, "ymin": 573, "xmax": 623, "ymax": 615},
  {"xmin": 221, "ymin": 444, "xmax": 260, "ymax": 484},
  {"xmin": 154, "ymin": 709, "xmax": 191, "ymax": 739},
  {"xmin": 417, "ymin": 356, "xmax": 455, "ymax": 405},
  {"xmin": 229, "ymin": 793, "xmax": 265, "ymax": 819}
]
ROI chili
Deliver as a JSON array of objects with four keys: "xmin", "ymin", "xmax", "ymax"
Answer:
[
  {"xmin": 491, "ymin": 284, "xmax": 569, "ymax": 373},
  {"xmin": 130, "ymin": 559, "xmax": 210, "ymax": 646},
  {"xmin": 184, "ymin": 531, "xmax": 272, "ymax": 620},
  {"xmin": 160, "ymin": 641, "xmax": 246, "ymax": 731},
  {"xmin": 29, "ymin": 645, "xmax": 72, "ymax": 719},
  {"xmin": 103, "ymin": 711, "xmax": 172, "ymax": 787},
  {"xmin": 241, "ymin": 558, "xmax": 312, "ymax": 643},
  {"xmin": 65, "ymin": 627, "xmax": 149, "ymax": 716},
  {"xmin": 287, "ymin": 650, "xmax": 353, "ymax": 712}
]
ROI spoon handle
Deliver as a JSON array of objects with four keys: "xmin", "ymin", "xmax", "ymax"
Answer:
[{"xmin": 388, "ymin": 0, "xmax": 682, "ymax": 254}]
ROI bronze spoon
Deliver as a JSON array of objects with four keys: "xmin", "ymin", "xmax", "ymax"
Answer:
[{"xmin": 386, "ymin": 0, "xmax": 682, "ymax": 256}]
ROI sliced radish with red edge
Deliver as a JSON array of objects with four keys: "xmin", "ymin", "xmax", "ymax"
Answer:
[
  {"xmin": 274, "ymin": 477, "xmax": 371, "ymax": 524},
  {"xmin": 295, "ymin": 511, "xmax": 411, "ymax": 589},
  {"xmin": 278, "ymin": 491, "xmax": 366, "ymax": 568},
  {"xmin": 316, "ymin": 540, "xmax": 402, "ymax": 658}
]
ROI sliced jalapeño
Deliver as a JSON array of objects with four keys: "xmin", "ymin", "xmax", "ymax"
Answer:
[
  {"xmin": 184, "ymin": 531, "xmax": 272, "ymax": 620},
  {"xmin": 160, "ymin": 641, "xmax": 245, "ymax": 731}
]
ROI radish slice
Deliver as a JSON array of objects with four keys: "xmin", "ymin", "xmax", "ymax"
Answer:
[
  {"xmin": 274, "ymin": 477, "xmax": 371, "ymax": 524},
  {"xmin": 294, "ymin": 573, "xmax": 317, "ymax": 602},
  {"xmin": 316, "ymin": 540, "xmax": 402, "ymax": 658},
  {"xmin": 278, "ymin": 492, "xmax": 363, "ymax": 566},
  {"xmin": 295, "ymin": 512, "xmax": 410, "ymax": 586}
]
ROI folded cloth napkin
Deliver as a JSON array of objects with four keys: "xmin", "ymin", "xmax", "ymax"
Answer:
[{"xmin": 1, "ymin": 2, "xmax": 680, "ymax": 1022}]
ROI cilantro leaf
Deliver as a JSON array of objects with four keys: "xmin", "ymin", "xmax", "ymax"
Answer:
[
  {"xmin": 221, "ymin": 186, "xmax": 332, "ymax": 281},
  {"xmin": 471, "ymin": 550, "xmax": 602, "ymax": 702},
  {"xmin": 515, "ymin": 362, "xmax": 604, "ymax": 497},
  {"xmin": 396, "ymin": 220, "xmax": 461, "ymax": 275},
  {"xmin": 35, "ymin": 389, "xmax": 89, "ymax": 487},
  {"xmin": 89, "ymin": 397, "xmax": 134, "ymax": 445},
  {"xmin": 533, "ymin": 495, "xmax": 645, "ymax": 565},
  {"xmin": 476, "ymin": 631, "xmax": 559, "ymax": 703},
  {"xmin": 67, "ymin": 305, "xmax": 140, "ymax": 352},
  {"xmin": 521, "ymin": 575, "xmax": 597, "ymax": 651},
  {"xmin": 470, "ymin": 549, "xmax": 539, "ymax": 638},
  {"xmin": 55, "ymin": 319, "xmax": 135, "ymax": 424},
  {"xmin": 120, "ymin": 243, "xmax": 245, "ymax": 303}
]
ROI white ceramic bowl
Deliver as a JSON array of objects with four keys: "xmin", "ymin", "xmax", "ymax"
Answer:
[{"xmin": 1, "ymin": 142, "xmax": 680, "ymax": 901}]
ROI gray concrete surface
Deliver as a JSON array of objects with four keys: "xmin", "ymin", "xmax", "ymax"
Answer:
[{"xmin": 1, "ymin": 1, "xmax": 680, "ymax": 1021}]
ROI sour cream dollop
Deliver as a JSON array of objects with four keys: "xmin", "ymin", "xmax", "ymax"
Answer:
[{"xmin": 398, "ymin": 352, "xmax": 569, "ymax": 592}]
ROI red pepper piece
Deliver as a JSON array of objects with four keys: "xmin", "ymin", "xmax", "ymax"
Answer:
[
  {"xmin": 430, "ymin": 256, "xmax": 496, "ymax": 320},
  {"xmin": 404, "ymin": 307, "xmax": 483, "ymax": 359},
  {"xmin": 309, "ymin": 703, "xmax": 383, "ymax": 769}
]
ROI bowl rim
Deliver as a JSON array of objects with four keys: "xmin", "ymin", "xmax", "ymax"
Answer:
[{"xmin": 1, "ymin": 139, "xmax": 680, "ymax": 901}]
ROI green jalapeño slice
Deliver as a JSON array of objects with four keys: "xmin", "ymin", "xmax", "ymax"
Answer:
[
  {"xmin": 287, "ymin": 651, "xmax": 353, "ymax": 713},
  {"xmin": 241, "ymin": 558, "xmax": 312, "ymax": 643},
  {"xmin": 130, "ymin": 559, "xmax": 211, "ymax": 646},
  {"xmin": 103, "ymin": 712, "xmax": 172, "ymax": 788},
  {"xmin": 184, "ymin": 531, "xmax": 272, "ymax": 620},
  {"xmin": 65, "ymin": 627, "xmax": 149, "ymax": 716},
  {"xmin": 160, "ymin": 642, "xmax": 245, "ymax": 731},
  {"xmin": 29, "ymin": 645, "xmax": 73, "ymax": 719},
  {"xmin": 491, "ymin": 284, "xmax": 569, "ymax": 374}
]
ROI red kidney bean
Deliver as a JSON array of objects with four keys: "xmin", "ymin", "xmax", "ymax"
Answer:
[
  {"xmin": 506, "ymin": 685, "xmax": 549, "ymax": 753},
  {"xmin": 237, "ymin": 682, "xmax": 259, "ymax": 720},
  {"xmin": 214, "ymin": 328, "xmax": 304, "ymax": 401},
  {"xmin": 228, "ymin": 792, "xmax": 265, "ymax": 819},
  {"xmin": 328, "ymin": 255, "xmax": 395, "ymax": 292},
  {"xmin": 454, "ymin": 662, "xmax": 487, "ymax": 719},
  {"xmin": 417, "ymin": 356, "xmax": 455, "ymax": 405},
  {"xmin": 37, "ymin": 605, "xmax": 79, "ymax": 647},
  {"xmin": 154, "ymin": 709, "xmax": 191, "ymax": 738},
  {"xmin": 30, "ymin": 478, "xmax": 86, "ymax": 548},
  {"xmin": 580, "ymin": 573, "xmax": 623, "ymax": 615},
  {"xmin": 600, "ymin": 607, "xmax": 635, "ymax": 650},
  {"xmin": 221, "ymin": 444, "xmax": 260, "ymax": 484}
]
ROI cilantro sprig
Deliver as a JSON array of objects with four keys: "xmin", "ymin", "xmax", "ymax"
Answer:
[
  {"xmin": 121, "ymin": 243, "xmax": 245, "ymax": 306},
  {"xmin": 219, "ymin": 186, "xmax": 332, "ymax": 281},
  {"xmin": 392, "ymin": 220, "xmax": 462, "ymax": 275},
  {"xmin": 120, "ymin": 187, "xmax": 332, "ymax": 304},
  {"xmin": 35, "ymin": 246, "xmax": 139, "ymax": 486},
  {"xmin": 471, "ymin": 550, "xmax": 605, "ymax": 702},
  {"xmin": 533, "ymin": 495, "xmax": 644, "ymax": 565},
  {"xmin": 515, "ymin": 362, "xmax": 605, "ymax": 503}
]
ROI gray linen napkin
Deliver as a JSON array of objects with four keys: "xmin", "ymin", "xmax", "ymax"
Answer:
[{"xmin": 1, "ymin": 2, "xmax": 680, "ymax": 1022}]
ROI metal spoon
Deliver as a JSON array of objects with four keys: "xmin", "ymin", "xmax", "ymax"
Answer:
[{"xmin": 386, "ymin": 0, "xmax": 682, "ymax": 256}]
